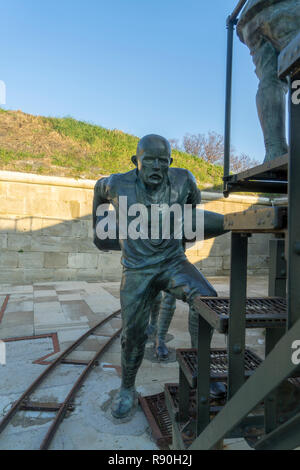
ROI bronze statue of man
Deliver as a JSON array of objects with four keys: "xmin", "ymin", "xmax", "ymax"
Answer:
[
  {"xmin": 93, "ymin": 134, "xmax": 226, "ymax": 419},
  {"xmin": 237, "ymin": 0, "xmax": 300, "ymax": 162}
]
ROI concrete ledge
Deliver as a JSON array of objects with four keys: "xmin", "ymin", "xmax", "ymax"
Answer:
[
  {"xmin": 0, "ymin": 170, "xmax": 272, "ymax": 205},
  {"xmin": 0, "ymin": 170, "xmax": 99, "ymax": 190}
]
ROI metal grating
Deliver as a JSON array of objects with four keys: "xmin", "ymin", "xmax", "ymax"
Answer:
[
  {"xmin": 139, "ymin": 384, "xmax": 226, "ymax": 448},
  {"xmin": 139, "ymin": 392, "xmax": 172, "ymax": 448},
  {"xmin": 177, "ymin": 348, "xmax": 262, "ymax": 386},
  {"xmin": 198, "ymin": 297, "xmax": 287, "ymax": 333}
]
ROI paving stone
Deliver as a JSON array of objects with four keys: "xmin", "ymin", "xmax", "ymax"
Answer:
[
  {"xmin": 0, "ymin": 311, "xmax": 33, "ymax": 327},
  {"xmin": 33, "ymin": 284, "xmax": 56, "ymax": 290},
  {"xmin": 75, "ymin": 336, "xmax": 111, "ymax": 352},
  {"xmin": 8, "ymin": 293, "xmax": 33, "ymax": 301},
  {"xmin": 57, "ymin": 293, "xmax": 82, "ymax": 302},
  {"xmin": 0, "ymin": 324, "xmax": 35, "ymax": 339},
  {"xmin": 92, "ymin": 322, "xmax": 119, "ymax": 337},
  {"xmin": 0, "ymin": 285, "xmax": 33, "ymax": 295},
  {"xmin": 57, "ymin": 328, "xmax": 90, "ymax": 343},
  {"xmin": 5, "ymin": 300, "xmax": 33, "ymax": 314},
  {"xmin": 34, "ymin": 289, "xmax": 57, "ymax": 298},
  {"xmin": 34, "ymin": 296, "xmax": 59, "ymax": 303},
  {"xmin": 48, "ymin": 350, "xmax": 96, "ymax": 362},
  {"xmin": 34, "ymin": 301, "xmax": 63, "ymax": 316},
  {"xmin": 0, "ymin": 276, "xmax": 270, "ymax": 450},
  {"xmin": 51, "ymin": 281, "xmax": 87, "ymax": 290},
  {"xmin": 82, "ymin": 288, "xmax": 120, "ymax": 315},
  {"xmin": 60, "ymin": 300, "xmax": 94, "ymax": 322}
]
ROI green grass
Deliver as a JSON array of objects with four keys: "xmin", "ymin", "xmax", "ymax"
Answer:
[
  {"xmin": 0, "ymin": 112, "xmax": 224, "ymax": 189},
  {"xmin": 42, "ymin": 116, "xmax": 224, "ymax": 187},
  {"xmin": 0, "ymin": 148, "xmax": 45, "ymax": 163}
]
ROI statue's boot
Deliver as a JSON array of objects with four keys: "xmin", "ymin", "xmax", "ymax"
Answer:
[
  {"xmin": 210, "ymin": 381, "xmax": 227, "ymax": 399},
  {"xmin": 155, "ymin": 337, "xmax": 169, "ymax": 360},
  {"xmin": 256, "ymin": 76, "xmax": 288, "ymax": 163},
  {"xmin": 111, "ymin": 386, "xmax": 137, "ymax": 419},
  {"xmin": 111, "ymin": 341, "xmax": 144, "ymax": 419}
]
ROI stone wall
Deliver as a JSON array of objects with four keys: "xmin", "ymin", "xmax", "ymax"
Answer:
[{"xmin": 0, "ymin": 171, "xmax": 276, "ymax": 284}]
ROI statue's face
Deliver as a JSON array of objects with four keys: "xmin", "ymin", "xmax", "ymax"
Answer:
[
  {"xmin": 137, "ymin": 151, "xmax": 171, "ymax": 187},
  {"xmin": 133, "ymin": 136, "xmax": 172, "ymax": 188}
]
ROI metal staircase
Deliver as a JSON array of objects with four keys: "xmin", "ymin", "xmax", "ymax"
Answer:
[{"xmin": 164, "ymin": 3, "xmax": 300, "ymax": 450}]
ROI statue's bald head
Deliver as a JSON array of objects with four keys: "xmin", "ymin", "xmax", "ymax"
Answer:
[
  {"xmin": 136, "ymin": 134, "xmax": 171, "ymax": 159},
  {"xmin": 132, "ymin": 134, "xmax": 173, "ymax": 188}
]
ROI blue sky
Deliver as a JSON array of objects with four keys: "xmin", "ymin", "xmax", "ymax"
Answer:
[{"xmin": 1, "ymin": 0, "xmax": 266, "ymax": 162}]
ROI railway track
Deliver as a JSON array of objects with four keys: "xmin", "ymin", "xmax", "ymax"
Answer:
[{"xmin": 0, "ymin": 308, "xmax": 122, "ymax": 450}]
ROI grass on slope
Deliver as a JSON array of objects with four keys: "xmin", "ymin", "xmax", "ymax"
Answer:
[{"xmin": 0, "ymin": 109, "xmax": 223, "ymax": 190}]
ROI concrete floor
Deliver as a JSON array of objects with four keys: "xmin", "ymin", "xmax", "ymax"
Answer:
[{"xmin": 0, "ymin": 277, "xmax": 268, "ymax": 450}]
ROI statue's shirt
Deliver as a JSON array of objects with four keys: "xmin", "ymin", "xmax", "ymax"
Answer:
[{"xmin": 93, "ymin": 168, "xmax": 201, "ymax": 269}]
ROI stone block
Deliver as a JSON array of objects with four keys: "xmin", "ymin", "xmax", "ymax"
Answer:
[
  {"xmin": 77, "ymin": 268, "xmax": 102, "ymax": 280},
  {"xmin": 30, "ymin": 218, "xmax": 44, "ymax": 233},
  {"xmin": 15, "ymin": 218, "xmax": 33, "ymax": 233},
  {"xmin": 0, "ymin": 234, "xmax": 7, "ymax": 249},
  {"xmin": 68, "ymin": 253, "xmax": 98, "ymax": 269},
  {"xmin": 0, "ymin": 252, "xmax": 18, "ymax": 268},
  {"xmin": 248, "ymin": 255, "xmax": 269, "ymax": 270},
  {"xmin": 72, "ymin": 220, "xmax": 88, "ymax": 238},
  {"xmin": 7, "ymin": 234, "xmax": 31, "ymax": 251},
  {"xmin": 52, "ymin": 269, "xmax": 78, "ymax": 281},
  {"xmin": 0, "ymin": 218, "xmax": 16, "ymax": 233},
  {"xmin": 18, "ymin": 252, "xmax": 44, "ymax": 268},
  {"xmin": 76, "ymin": 238, "xmax": 99, "ymax": 253},
  {"xmin": 98, "ymin": 253, "xmax": 122, "ymax": 281},
  {"xmin": 200, "ymin": 257, "xmax": 223, "ymax": 269},
  {"xmin": 222, "ymin": 256, "xmax": 231, "ymax": 271},
  {"xmin": 23, "ymin": 269, "xmax": 55, "ymax": 283},
  {"xmin": 0, "ymin": 196, "xmax": 25, "ymax": 215},
  {"xmin": 31, "ymin": 235, "xmax": 77, "ymax": 253},
  {"xmin": 44, "ymin": 252, "xmax": 68, "ymax": 268},
  {"xmin": 42, "ymin": 219, "xmax": 74, "ymax": 237},
  {"xmin": 248, "ymin": 242, "xmax": 269, "ymax": 256},
  {"xmin": 0, "ymin": 269, "xmax": 24, "ymax": 284}
]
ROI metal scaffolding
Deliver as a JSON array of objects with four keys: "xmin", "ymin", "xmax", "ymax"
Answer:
[{"xmin": 164, "ymin": 1, "xmax": 300, "ymax": 450}]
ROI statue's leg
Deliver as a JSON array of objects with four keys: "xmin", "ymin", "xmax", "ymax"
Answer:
[
  {"xmin": 145, "ymin": 291, "xmax": 162, "ymax": 339},
  {"xmin": 161, "ymin": 258, "xmax": 226, "ymax": 398},
  {"xmin": 155, "ymin": 292, "xmax": 177, "ymax": 359},
  {"xmin": 111, "ymin": 268, "xmax": 155, "ymax": 419},
  {"xmin": 256, "ymin": 42, "xmax": 288, "ymax": 162}
]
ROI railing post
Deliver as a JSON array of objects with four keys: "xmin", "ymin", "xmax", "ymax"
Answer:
[
  {"xmin": 265, "ymin": 238, "xmax": 286, "ymax": 433},
  {"xmin": 227, "ymin": 232, "xmax": 248, "ymax": 398},
  {"xmin": 223, "ymin": 16, "xmax": 236, "ymax": 195},
  {"xmin": 287, "ymin": 72, "xmax": 300, "ymax": 329}
]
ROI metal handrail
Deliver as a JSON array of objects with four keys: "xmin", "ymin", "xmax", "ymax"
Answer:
[
  {"xmin": 229, "ymin": 0, "xmax": 248, "ymax": 23},
  {"xmin": 223, "ymin": 0, "xmax": 248, "ymax": 195}
]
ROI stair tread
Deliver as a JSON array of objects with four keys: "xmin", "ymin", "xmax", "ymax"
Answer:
[
  {"xmin": 177, "ymin": 347, "xmax": 262, "ymax": 388},
  {"xmin": 194, "ymin": 297, "xmax": 287, "ymax": 333}
]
